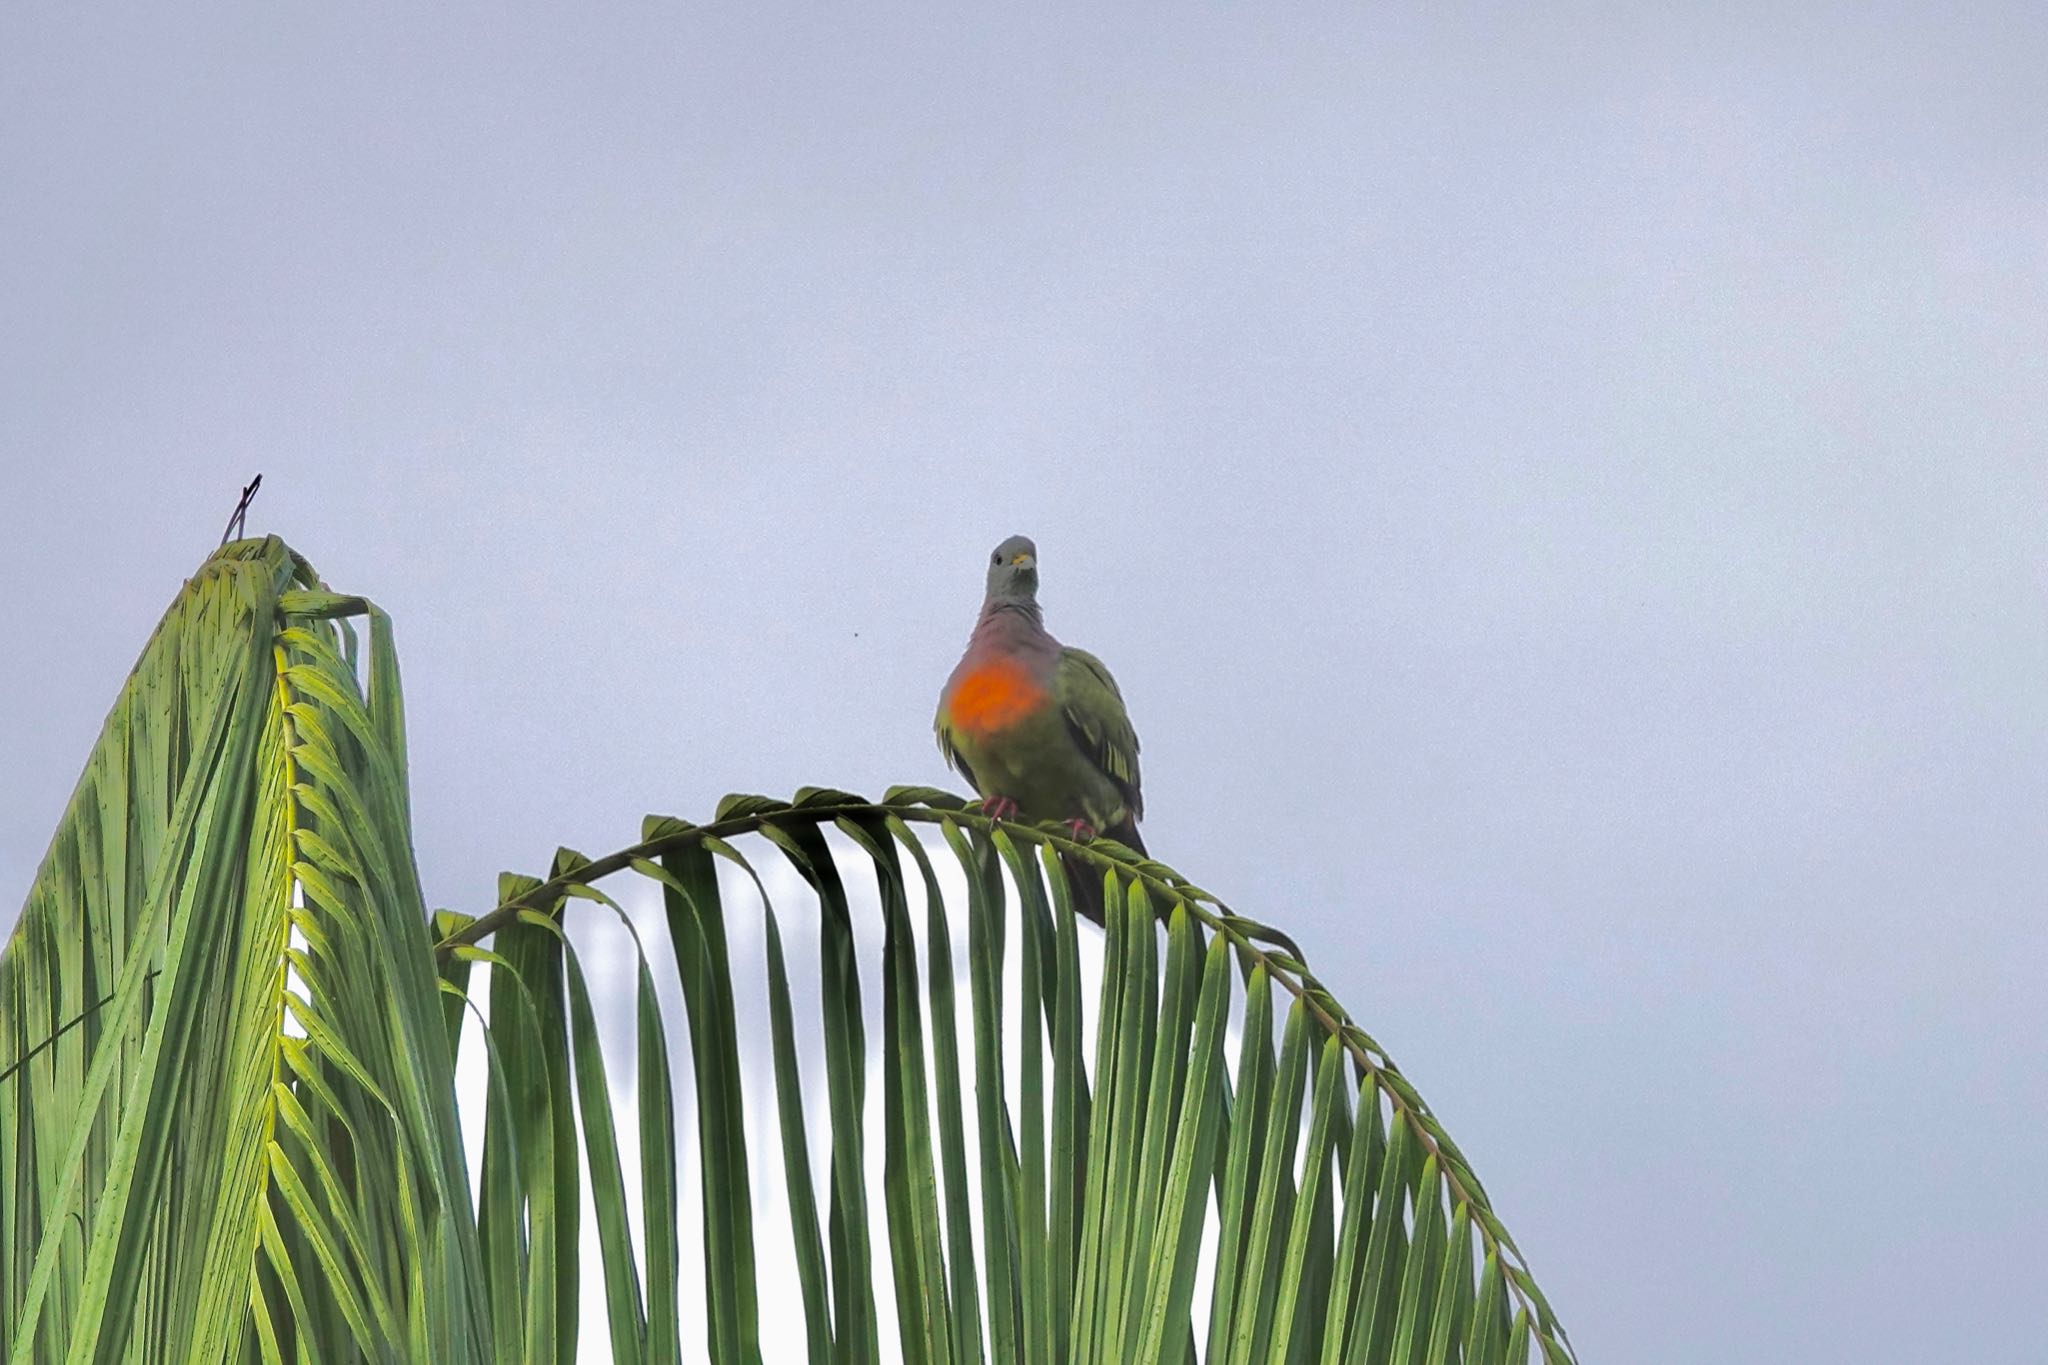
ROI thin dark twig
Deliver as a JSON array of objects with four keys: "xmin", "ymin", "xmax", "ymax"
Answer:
[
  {"xmin": 219, "ymin": 473, "xmax": 263, "ymax": 546},
  {"xmin": 0, "ymin": 968, "xmax": 161, "ymax": 1086}
]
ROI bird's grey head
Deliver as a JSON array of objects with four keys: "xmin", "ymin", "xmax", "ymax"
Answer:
[{"xmin": 984, "ymin": 534, "xmax": 1039, "ymax": 602}]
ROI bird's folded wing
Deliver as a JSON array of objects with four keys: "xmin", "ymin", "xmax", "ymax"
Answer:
[
  {"xmin": 933, "ymin": 702, "xmax": 980, "ymax": 792},
  {"xmin": 1057, "ymin": 647, "xmax": 1143, "ymax": 818}
]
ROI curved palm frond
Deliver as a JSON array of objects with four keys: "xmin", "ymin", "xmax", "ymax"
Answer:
[{"xmin": 2, "ymin": 541, "xmax": 1573, "ymax": 1364}]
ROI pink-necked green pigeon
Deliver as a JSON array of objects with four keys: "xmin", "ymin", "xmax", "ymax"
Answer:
[{"xmin": 935, "ymin": 536, "xmax": 1145, "ymax": 918}]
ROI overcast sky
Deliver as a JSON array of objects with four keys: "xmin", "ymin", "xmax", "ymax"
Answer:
[{"xmin": 5, "ymin": 3, "xmax": 2046, "ymax": 1360}]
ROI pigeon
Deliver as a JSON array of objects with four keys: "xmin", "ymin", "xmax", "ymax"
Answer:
[{"xmin": 935, "ymin": 535, "xmax": 1144, "ymax": 920}]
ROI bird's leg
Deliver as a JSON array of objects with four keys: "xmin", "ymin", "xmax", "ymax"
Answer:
[
  {"xmin": 1062, "ymin": 818, "xmax": 1096, "ymax": 841},
  {"xmin": 976, "ymin": 795, "xmax": 1020, "ymax": 821}
]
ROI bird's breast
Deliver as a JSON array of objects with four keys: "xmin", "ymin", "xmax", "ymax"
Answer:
[{"xmin": 946, "ymin": 657, "xmax": 1049, "ymax": 738}]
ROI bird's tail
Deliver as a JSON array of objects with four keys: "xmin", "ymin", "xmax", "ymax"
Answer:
[{"xmin": 1060, "ymin": 817, "xmax": 1145, "ymax": 929}]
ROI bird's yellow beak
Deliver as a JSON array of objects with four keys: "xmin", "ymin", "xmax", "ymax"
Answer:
[{"xmin": 1011, "ymin": 553, "xmax": 1034, "ymax": 568}]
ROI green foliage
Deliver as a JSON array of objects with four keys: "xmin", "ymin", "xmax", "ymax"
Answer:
[{"xmin": 1, "ymin": 541, "xmax": 1575, "ymax": 1363}]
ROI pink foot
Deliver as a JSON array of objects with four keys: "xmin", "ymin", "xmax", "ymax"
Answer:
[
  {"xmin": 1063, "ymin": 818, "xmax": 1097, "ymax": 840},
  {"xmin": 976, "ymin": 795, "xmax": 1020, "ymax": 821}
]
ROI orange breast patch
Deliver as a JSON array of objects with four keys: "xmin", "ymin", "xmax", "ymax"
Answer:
[{"xmin": 948, "ymin": 658, "xmax": 1049, "ymax": 736}]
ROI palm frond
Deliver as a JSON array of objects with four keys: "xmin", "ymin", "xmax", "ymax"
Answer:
[{"xmin": 2, "ymin": 541, "xmax": 1575, "ymax": 1364}]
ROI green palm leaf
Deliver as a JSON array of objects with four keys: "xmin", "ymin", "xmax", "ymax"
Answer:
[{"xmin": 2, "ymin": 540, "xmax": 1575, "ymax": 1364}]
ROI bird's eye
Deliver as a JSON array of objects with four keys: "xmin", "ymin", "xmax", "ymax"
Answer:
[{"xmin": 992, "ymin": 553, "xmax": 1002, "ymax": 564}]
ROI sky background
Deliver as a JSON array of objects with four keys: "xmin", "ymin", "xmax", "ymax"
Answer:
[{"xmin": 5, "ymin": 2, "xmax": 2047, "ymax": 1360}]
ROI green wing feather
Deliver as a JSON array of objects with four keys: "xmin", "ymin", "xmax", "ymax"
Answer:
[
  {"xmin": 933, "ymin": 703, "xmax": 979, "ymax": 792},
  {"xmin": 1056, "ymin": 647, "xmax": 1143, "ymax": 819}
]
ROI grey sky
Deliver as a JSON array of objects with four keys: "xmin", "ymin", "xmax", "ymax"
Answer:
[{"xmin": 5, "ymin": 2, "xmax": 2046, "ymax": 1359}]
